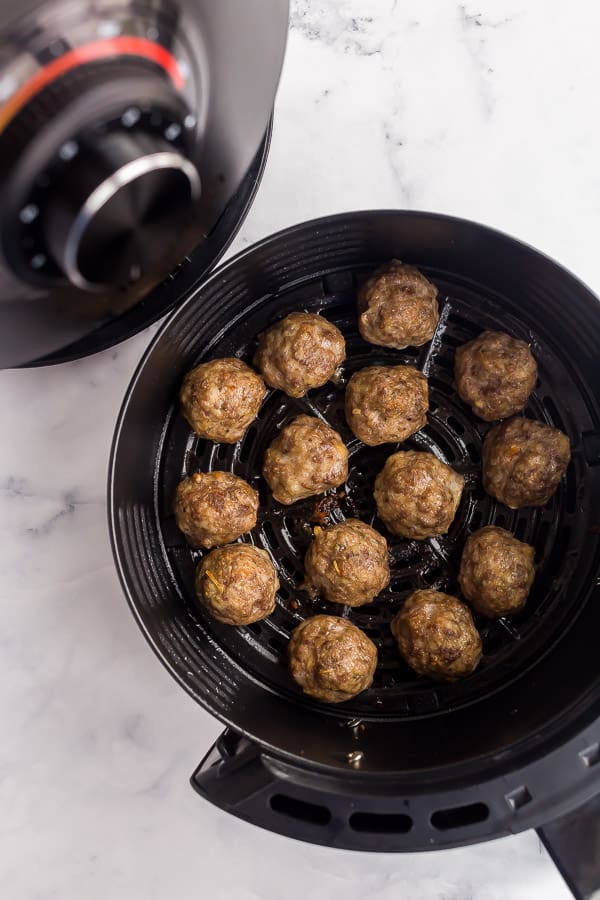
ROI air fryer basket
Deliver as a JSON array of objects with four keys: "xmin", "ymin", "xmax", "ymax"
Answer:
[{"xmin": 109, "ymin": 212, "xmax": 600, "ymax": 892}]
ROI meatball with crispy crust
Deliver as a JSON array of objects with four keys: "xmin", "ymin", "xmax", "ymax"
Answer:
[
  {"xmin": 345, "ymin": 364, "xmax": 428, "ymax": 446},
  {"xmin": 174, "ymin": 472, "xmax": 258, "ymax": 549},
  {"xmin": 195, "ymin": 544, "xmax": 279, "ymax": 625},
  {"xmin": 482, "ymin": 417, "xmax": 570, "ymax": 509},
  {"xmin": 374, "ymin": 450, "xmax": 464, "ymax": 540},
  {"xmin": 455, "ymin": 330, "xmax": 537, "ymax": 422},
  {"xmin": 357, "ymin": 261, "xmax": 439, "ymax": 349},
  {"xmin": 303, "ymin": 519, "xmax": 390, "ymax": 607},
  {"xmin": 262, "ymin": 415, "xmax": 348, "ymax": 505},
  {"xmin": 459, "ymin": 526, "xmax": 535, "ymax": 618},
  {"xmin": 391, "ymin": 590, "xmax": 482, "ymax": 681},
  {"xmin": 179, "ymin": 357, "xmax": 266, "ymax": 443},
  {"xmin": 253, "ymin": 312, "xmax": 345, "ymax": 398},
  {"xmin": 289, "ymin": 615, "xmax": 377, "ymax": 703}
]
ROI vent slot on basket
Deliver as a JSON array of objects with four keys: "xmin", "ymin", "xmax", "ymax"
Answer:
[
  {"xmin": 238, "ymin": 427, "xmax": 258, "ymax": 463},
  {"xmin": 270, "ymin": 793, "xmax": 331, "ymax": 825},
  {"xmin": 565, "ymin": 462, "xmax": 578, "ymax": 515},
  {"xmin": 582, "ymin": 430, "xmax": 600, "ymax": 466},
  {"xmin": 446, "ymin": 415, "xmax": 465, "ymax": 435},
  {"xmin": 349, "ymin": 811, "xmax": 413, "ymax": 834},
  {"xmin": 514, "ymin": 516, "xmax": 528, "ymax": 540},
  {"xmin": 546, "ymin": 526, "xmax": 572, "ymax": 577},
  {"xmin": 431, "ymin": 802, "xmax": 489, "ymax": 831},
  {"xmin": 542, "ymin": 395, "xmax": 566, "ymax": 431},
  {"xmin": 268, "ymin": 636, "xmax": 287, "ymax": 657}
]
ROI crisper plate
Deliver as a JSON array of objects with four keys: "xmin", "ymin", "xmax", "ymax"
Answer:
[{"xmin": 109, "ymin": 211, "xmax": 600, "ymax": 783}]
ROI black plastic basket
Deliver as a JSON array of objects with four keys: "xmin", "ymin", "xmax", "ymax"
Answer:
[{"xmin": 109, "ymin": 211, "xmax": 600, "ymax": 899}]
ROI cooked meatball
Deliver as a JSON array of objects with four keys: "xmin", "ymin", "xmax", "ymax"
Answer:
[
  {"xmin": 262, "ymin": 415, "xmax": 348, "ymax": 505},
  {"xmin": 482, "ymin": 417, "xmax": 570, "ymax": 508},
  {"xmin": 195, "ymin": 544, "xmax": 279, "ymax": 625},
  {"xmin": 174, "ymin": 472, "xmax": 258, "ymax": 549},
  {"xmin": 391, "ymin": 590, "xmax": 482, "ymax": 681},
  {"xmin": 455, "ymin": 330, "xmax": 537, "ymax": 422},
  {"xmin": 179, "ymin": 358, "xmax": 266, "ymax": 443},
  {"xmin": 458, "ymin": 526, "xmax": 535, "ymax": 618},
  {"xmin": 374, "ymin": 451, "xmax": 464, "ymax": 540},
  {"xmin": 357, "ymin": 261, "xmax": 439, "ymax": 349},
  {"xmin": 289, "ymin": 615, "xmax": 377, "ymax": 703},
  {"xmin": 303, "ymin": 519, "xmax": 390, "ymax": 607},
  {"xmin": 345, "ymin": 365, "xmax": 428, "ymax": 446},
  {"xmin": 253, "ymin": 312, "xmax": 345, "ymax": 398}
]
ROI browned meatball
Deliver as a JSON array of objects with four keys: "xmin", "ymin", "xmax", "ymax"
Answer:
[
  {"xmin": 253, "ymin": 312, "xmax": 345, "ymax": 398},
  {"xmin": 455, "ymin": 331, "xmax": 537, "ymax": 422},
  {"xmin": 357, "ymin": 261, "xmax": 439, "ymax": 349},
  {"xmin": 458, "ymin": 526, "xmax": 535, "ymax": 618},
  {"xmin": 374, "ymin": 451, "xmax": 464, "ymax": 540},
  {"xmin": 345, "ymin": 365, "xmax": 429, "ymax": 446},
  {"xmin": 303, "ymin": 519, "xmax": 390, "ymax": 607},
  {"xmin": 195, "ymin": 544, "xmax": 279, "ymax": 625},
  {"xmin": 482, "ymin": 418, "xmax": 570, "ymax": 509},
  {"xmin": 174, "ymin": 472, "xmax": 258, "ymax": 549},
  {"xmin": 289, "ymin": 615, "xmax": 377, "ymax": 703},
  {"xmin": 179, "ymin": 358, "xmax": 266, "ymax": 443},
  {"xmin": 391, "ymin": 590, "xmax": 482, "ymax": 681},
  {"xmin": 262, "ymin": 415, "xmax": 348, "ymax": 505}
]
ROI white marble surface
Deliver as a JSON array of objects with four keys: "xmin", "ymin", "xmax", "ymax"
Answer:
[{"xmin": 1, "ymin": 1, "xmax": 599, "ymax": 897}]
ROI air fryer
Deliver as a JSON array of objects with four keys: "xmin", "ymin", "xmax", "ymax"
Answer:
[
  {"xmin": 108, "ymin": 211, "xmax": 600, "ymax": 900},
  {"xmin": 1, "ymin": 4, "xmax": 599, "ymax": 899}
]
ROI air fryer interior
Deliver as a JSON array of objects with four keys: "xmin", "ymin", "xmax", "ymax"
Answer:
[{"xmin": 109, "ymin": 211, "xmax": 600, "ymax": 780}]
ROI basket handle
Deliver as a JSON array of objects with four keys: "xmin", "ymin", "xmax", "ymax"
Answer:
[{"xmin": 537, "ymin": 793, "xmax": 600, "ymax": 900}]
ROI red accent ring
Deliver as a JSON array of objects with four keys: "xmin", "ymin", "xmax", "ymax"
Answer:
[{"xmin": 0, "ymin": 36, "xmax": 185, "ymax": 132}]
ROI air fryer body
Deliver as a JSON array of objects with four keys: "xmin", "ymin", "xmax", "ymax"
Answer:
[
  {"xmin": 0, "ymin": 0, "xmax": 289, "ymax": 366},
  {"xmin": 108, "ymin": 210, "xmax": 600, "ymax": 897}
]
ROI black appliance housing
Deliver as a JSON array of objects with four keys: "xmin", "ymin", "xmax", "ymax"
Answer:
[
  {"xmin": 0, "ymin": 0, "xmax": 288, "ymax": 366},
  {"xmin": 108, "ymin": 211, "xmax": 600, "ymax": 900}
]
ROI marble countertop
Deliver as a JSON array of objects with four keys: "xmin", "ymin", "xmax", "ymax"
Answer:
[{"xmin": 2, "ymin": 1, "xmax": 599, "ymax": 897}]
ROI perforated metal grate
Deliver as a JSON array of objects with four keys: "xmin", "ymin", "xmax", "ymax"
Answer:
[{"xmin": 155, "ymin": 264, "xmax": 589, "ymax": 719}]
